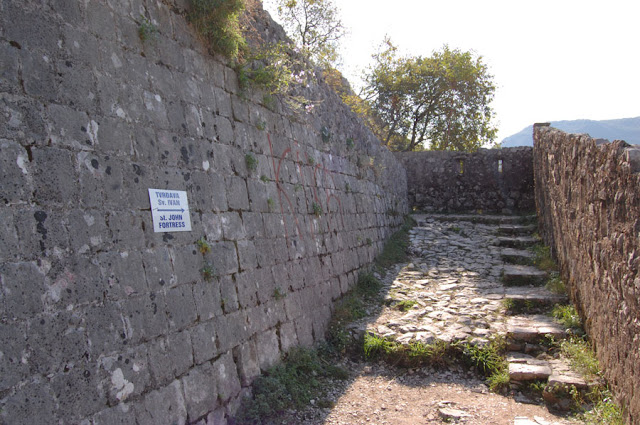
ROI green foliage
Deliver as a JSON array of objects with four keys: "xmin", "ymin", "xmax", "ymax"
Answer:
[
  {"xmin": 260, "ymin": 175, "xmax": 269, "ymax": 182},
  {"xmin": 531, "ymin": 243, "xmax": 558, "ymax": 272},
  {"xmin": 189, "ymin": 0, "xmax": 246, "ymax": 60},
  {"xmin": 363, "ymin": 334, "xmax": 450, "ymax": 368},
  {"xmin": 275, "ymin": 0, "xmax": 346, "ymax": 68},
  {"xmin": 273, "ymin": 287, "xmax": 286, "ymax": 300},
  {"xmin": 346, "ymin": 137, "xmax": 354, "ymax": 149},
  {"xmin": 362, "ymin": 39, "xmax": 497, "ymax": 152},
  {"xmin": 201, "ymin": 263, "xmax": 215, "ymax": 281},
  {"xmin": 196, "ymin": 237, "xmax": 211, "ymax": 255},
  {"xmin": 267, "ymin": 197, "xmax": 275, "ymax": 211},
  {"xmin": 321, "ymin": 126, "xmax": 331, "ymax": 142},
  {"xmin": 237, "ymin": 41, "xmax": 295, "ymax": 94},
  {"xmin": 355, "ymin": 272, "xmax": 381, "ymax": 298},
  {"xmin": 138, "ymin": 15, "xmax": 158, "ymax": 42},
  {"xmin": 374, "ymin": 216, "xmax": 415, "ymax": 271},
  {"xmin": 560, "ymin": 337, "xmax": 600, "ymax": 378},
  {"xmin": 579, "ymin": 387, "xmax": 624, "ymax": 425},
  {"xmin": 546, "ymin": 273, "xmax": 567, "ymax": 295},
  {"xmin": 394, "ymin": 300, "xmax": 417, "ymax": 312},
  {"xmin": 312, "ymin": 202, "xmax": 322, "ymax": 217},
  {"xmin": 245, "ymin": 153, "xmax": 258, "ymax": 171},
  {"xmin": 460, "ymin": 336, "xmax": 506, "ymax": 377},
  {"xmin": 236, "ymin": 347, "xmax": 348, "ymax": 424},
  {"xmin": 552, "ymin": 304, "xmax": 582, "ymax": 331},
  {"xmin": 256, "ymin": 119, "xmax": 267, "ymax": 130}
]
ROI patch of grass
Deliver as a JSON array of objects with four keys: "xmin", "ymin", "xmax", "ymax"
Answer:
[
  {"xmin": 560, "ymin": 336, "xmax": 600, "ymax": 378},
  {"xmin": 260, "ymin": 175, "xmax": 269, "ymax": 182},
  {"xmin": 321, "ymin": 126, "xmax": 331, "ymax": 143},
  {"xmin": 188, "ymin": 0, "xmax": 246, "ymax": 60},
  {"xmin": 552, "ymin": 304, "xmax": 582, "ymax": 331},
  {"xmin": 312, "ymin": 202, "xmax": 322, "ymax": 217},
  {"xmin": 546, "ymin": 272, "xmax": 567, "ymax": 295},
  {"xmin": 363, "ymin": 333, "xmax": 400, "ymax": 360},
  {"xmin": 394, "ymin": 300, "xmax": 417, "ymax": 312},
  {"xmin": 487, "ymin": 366, "xmax": 510, "ymax": 393},
  {"xmin": 267, "ymin": 197, "xmax": 275, "ymax": 211},
  {"xmin": 502, "ymin": 298, "xmax": 539, "ymax": 314},
  {"xmin": 245, "ymin": 153, "xmax": 258, "ymax": 172},
  {"xmin": 531, "ymin": 244, "xmax": 558, "ymax": 272},
  {"xmin": 196, "ymin": 237, "xmax": 211, "ymax": 255},
  {"xmin": 307, "ymin": 156, "xmax": 315, "ymax": 166},
  {"xmin": 355, "ymin": 272, "xmax": 382, "ymax": 298},
  {"xmin": 138, "ymin": 15, "xmax": 158, "ymax": 42},
  {"xmin": 579, "ymin": 387, "xmax": 624, "ymax": 425},
  {"xmin": 256, "ymin": 119, "xmax": 266, "ymax": 130},
  {"xmin": 273, "ymin": 287, "xmax": 285, "ymax": 300},
  {"xmin": 374, "ymin": 216, "xmax": 416, "ymax": 272},
  {"xmin": 346, "ymin": 137, "xmax": 354, "ymax": 149},
  {"xmin": 236, "ymin": 347, "xmax": 348, "ymax": 424},
  {"xmin": 201, "ymin": 263, "xmax": 214, "ymax": 281},
  {"xmin": 460, "ymin": 336, "xmax": 507, "ymax": 377},
  {"xmin": 363, "ymin": 334, "xmax": 451, "ymax": 368}
]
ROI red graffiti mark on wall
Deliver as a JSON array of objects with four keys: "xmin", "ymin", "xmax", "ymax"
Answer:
[{"xmin": 267, "ymin": 133, "xmax": 344, "ymax": 242}]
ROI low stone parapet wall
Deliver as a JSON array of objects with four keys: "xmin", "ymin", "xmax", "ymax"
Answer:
[{"xmin": 533, "ymin": 124, "xmax": 640, "ymax": 424}]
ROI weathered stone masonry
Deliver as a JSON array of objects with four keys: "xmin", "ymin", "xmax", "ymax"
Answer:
[
  {"xmin": 395, "ymin": 147, "xmax": 535, "ymax": 214},
  {"xmin": 0, "ymin": 1, "xmax": 407, "ymax": 423},
  {"xmin": 534, "ymin": 125, "xmax": 640, "ymax": 424}
]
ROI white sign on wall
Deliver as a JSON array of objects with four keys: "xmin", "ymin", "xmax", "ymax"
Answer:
[{"xmin": 148, "ymin": 188, "xmax": 192, "ymax": 232}]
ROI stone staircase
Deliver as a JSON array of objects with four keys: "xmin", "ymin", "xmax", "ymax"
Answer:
[{"xmin": 363, "ymin": 213, "xmax": 599, "ymax": 417}]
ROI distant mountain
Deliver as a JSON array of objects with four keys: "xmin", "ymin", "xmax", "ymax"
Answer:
[{"xmin": 501, "ymin": 117, "xmax": 640, "ymax": 147}]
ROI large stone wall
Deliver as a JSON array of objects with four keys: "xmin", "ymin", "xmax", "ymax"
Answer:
[
  {"xmin": 0, "ymin": 1, "xmax": 407, "ymax": 423},
  {"xmin": 533, "ymin": 125, "xmax": 640, "ymax": 424},
  {"xmin": 395, "ymin": 148, "xmax": 534, "ymax": 214}
]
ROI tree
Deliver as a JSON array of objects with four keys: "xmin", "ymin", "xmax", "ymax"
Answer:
[
  {"xmin": 275, "ymin": 0, "xmax": 346, "ymax": 68},
  {"xmin": 362, "ymin": 39, "xmax": 497, "ymax": 152}
]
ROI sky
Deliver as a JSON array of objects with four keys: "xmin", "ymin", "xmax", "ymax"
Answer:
[{"xmin": 262, "ymin": 0, "xmax": 640, "ymax": 142}]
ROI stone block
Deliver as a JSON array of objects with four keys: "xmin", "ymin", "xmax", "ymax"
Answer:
[
  {"xmin": 190, "ymin": 320, "xmax": 217, "ymax": 365},
  {"xmin": 215, "ymin": 310, "xmax": 249, "ymax": 353},
  {"xmin": 142, "ymin": 247, "xmax": 176, "ymax": 290},
  {"xmin": 235, "ymin": 270, "xmax": 258, "ymax": 309},
  {"xmin": 165, "ymin": 284, "xmax": 198, "ymax": 331},
  {"xmin": 136, "ymin": 380, "xmax": 187, "ymax": 425},
  {"xmin": 242, "ymin": 212, "xmax": 265, "ymax": 239},
  {"xmin": 220, "ymin": 211, "xmax": 246, "ymax": 240},
  {"xmin": 120, "ymin": 292, "xmax": 168, "ymax": 344},
  {"xmin": 232, "ymin": 339, "xmax": 260, "ymax": 387},
  {"xmin": 212, "ymin": 352, "xmax": 242, "ymax": 403},
  {"xmin": 85, "ymin": 301, "xmax": 127, "ymax": 356},
  {"xmin": 86, "ymin": 0, "xmax": 117, "ymax": 42},
  {"xmin": 0, "ymin": 261, "xmax": 46, "ymax": 320},
  {"xmin": 32, "ymin": 147, "xmax": 79, "ymax": 205},
  {"xmin": 192, "ymin": 279, "xmax": 223, "ymax": 321},
  {"xmin": 21, "ymin": 46, "xmax": 59, "ymax": 103},
  {"xmin": 181, "ymin": 362, "xmax": 218, "ymax": 420},
  {"xmin": 236, "ymin": 240, "xmax": 258, "ymax": 271},
  {"xmin": 106, "ymin": 210, "xmax": 146, "ymax": 250},
  {"xmin": 170, "ymin": 245, "xmax": 202, "ymax": 286},
  {"xmin": 147, "ymin": 330, "xmax": 193, "ymax": 386},
  {"xmin": 0, "ymin": 140, "xmax": 32, "ymax": 204},
  {"xmin": 99, "ymin": 344, "xmax": 151, "ymax": 404},
  {"xmin": 225, "ymin": 176, "xmax": 249, "ymax": 210},
  {"xmin": 219, "ymin": 275, "xmax": 239, "ymax": 313},
  {"xmin": 0, "ymin": 321, "xmax": 28, "ymax": 391},
  {"xmin": 255, "ymin": 329, "xmax": 281, "ymax": 372},
  {"xmin": 91, "ymin": 403, "xmax": 137, "ymax": 425},
  {"xmin": 98, "ymin": 250, "xmax": 147, "ymax": 300},
  {"xmin": 0, "ymin": 377, "xmax": 57, "ymax": 425},
  {"xmin": 279, "ymin": 321, "xmax": 298, "ymax": 353},
  {"xmin": 0, "ymin": 208, "xmax": 20, "ymax": 262},
  {"xmin": 26, "ymin": 310, "xmax": 88, "ymax": 375},
  {"xmin": 211, "ymin": 241, "xmax": 239, "ymax": 276},
  {"xmin": 68, "ymin": 209, "xmax": 109, "ymax": 254}
]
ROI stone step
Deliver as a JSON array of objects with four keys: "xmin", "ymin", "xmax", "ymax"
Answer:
[
  {"xmin": 506, "ymin": 315, "xmax": 566, "ymax": 347},
  {"xmin": 503, "ymin": 287, "xmax": 567, "ymax": 314},
  {"xmin": 507, "ymin": 352, "xmax": 552, "ymax": 382},
  {"xmin": 497, "ymin": 224, "xmax": 537, "ymax": 236},
  {"xmin": 501, "ymin": 248, "xmax": 535, "ymax": 265},
  {"xmin": 419, "ymin": 214, "xmax": 535, "ymax": 225},
  {"xmin": 497, "ymin": 236, "xmax": 539, "ymax": 249},
  {"xmin": 502, "ymin": 265, "xmax": 547, "ymax": 286}
]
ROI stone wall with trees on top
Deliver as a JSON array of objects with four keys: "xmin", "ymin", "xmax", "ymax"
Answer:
[{"xmin": 0, "ymin": 0, "xmax": 407, "ymax": 423}]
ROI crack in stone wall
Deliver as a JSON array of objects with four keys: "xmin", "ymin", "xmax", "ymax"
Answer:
[{"xmin": 534, "ymin": 124, "xmax": 640, "ymax": 424}]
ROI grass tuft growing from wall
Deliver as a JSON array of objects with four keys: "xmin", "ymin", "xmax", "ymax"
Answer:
[{"xmin": 189, "ymin": 0, "xmax": 246, "ymax": 60}]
